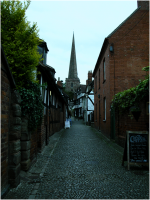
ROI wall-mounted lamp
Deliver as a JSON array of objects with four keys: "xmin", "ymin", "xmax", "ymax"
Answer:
[
  {"xmin": 50, "ymin": 91, "xmax": 51, "ymax": 96},
  {"xmin": 110, "ymin": 44, "xmax": 114, "ymax": 53}
]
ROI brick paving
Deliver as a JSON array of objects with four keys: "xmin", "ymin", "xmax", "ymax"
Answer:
[{"xmin": 4, "ymin": 120, "xmax": 149, "ymax": 199}]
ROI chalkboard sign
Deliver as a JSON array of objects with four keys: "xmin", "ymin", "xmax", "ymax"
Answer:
[{"xmin": 122, "ymin": 131, "xmax": 149, "ymax": 170}]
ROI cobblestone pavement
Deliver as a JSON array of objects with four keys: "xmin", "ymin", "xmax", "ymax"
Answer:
[{"xmin": 4, "ymin": 120, "xmax": 149, "ymax": 199}]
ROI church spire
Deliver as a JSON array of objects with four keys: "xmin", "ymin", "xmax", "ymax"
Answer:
[
  {"xmin": 68, "ymin": 33, "xmax": 78, "ymax": 79},
  {"xmin": 65, "ymin": 33, "xmax": 80, "ymax": 92}
]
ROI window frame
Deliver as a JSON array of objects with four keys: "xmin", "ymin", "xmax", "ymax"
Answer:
[
  {"xmin": 99, "ymin": 69, "xmax": 100, "ymax": 89},
  {"xmin": 95, "ymin": 76, "xmax": 97, "ymax": 93},
  {"xmin": 103, "ymin": 58, "xmax": 106, "ymax": 82},
  {"xmin": 103, "ymin": 97, "xmax": 106, "ymax": 121}
]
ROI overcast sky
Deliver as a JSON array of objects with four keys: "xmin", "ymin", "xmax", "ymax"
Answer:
[{"xmin": 26, "ymin": 0, "xmax": 137, "ymax": 85}]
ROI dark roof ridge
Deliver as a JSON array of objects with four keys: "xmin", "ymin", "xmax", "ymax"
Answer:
[
  {"xmin": 107, "ymin": 6, "xmax": 141, "ymax": 38},
  {"xmin": 38, "ymin": 62, "xmax": 56, "ymax": 72}
]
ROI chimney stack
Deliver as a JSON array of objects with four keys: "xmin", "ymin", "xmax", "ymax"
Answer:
[
  {"xmin": 86, "ymin": 70, "xmax": 92, "ymax": 86},
  {"xmin": 137, "ymin": 1, "xmax": 149, "ymax": 10},
  {"xmin": 57, "ymin": 77, "xmax": 63, "ymax": 87}
]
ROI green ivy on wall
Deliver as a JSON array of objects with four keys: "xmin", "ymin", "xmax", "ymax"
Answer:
[
  {"xmin": 111, "ymin": 67, "xmax": 149, "ymax": 114},
  {"xmin": 18, "ymin": 81, "xmax": 46, "ymax": 131}
]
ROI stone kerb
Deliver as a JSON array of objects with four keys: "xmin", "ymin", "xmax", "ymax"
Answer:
[
  {"xmin": 9, "ymin": 90, "xmax": 21, "ymax": 188},
  {"xmin": 21, "ymin": 114, "xmax": 31, "ymax": 171}
]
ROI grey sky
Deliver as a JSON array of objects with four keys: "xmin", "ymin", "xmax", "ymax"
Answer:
[{"xmin": 26, "ymin": 1, "xmax": 137, "ymax": 85}]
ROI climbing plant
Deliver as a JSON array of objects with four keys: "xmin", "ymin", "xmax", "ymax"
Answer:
[
  {"xmin": 111, "ymin": 67, "xmax": 149, "ymax": 114},
  {"xmin": 18, "ymin": 81, "xmax": 47, "ymax": 131}
]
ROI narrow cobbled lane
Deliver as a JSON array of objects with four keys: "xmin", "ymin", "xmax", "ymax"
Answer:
[{"xmin": 4, "ymin": 121, "xmax": 149, "ymax": 199}]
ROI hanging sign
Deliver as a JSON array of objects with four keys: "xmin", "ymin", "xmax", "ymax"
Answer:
[{"xmin": 122, "ymin": 131, "xmax": 149, "ymax": 170}]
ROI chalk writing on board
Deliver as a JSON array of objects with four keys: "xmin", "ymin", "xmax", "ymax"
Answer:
[
  {"xmin": 129, "ymin": 134, "xmax": 148, "ymax": 163},
  {"xmin": 130, "ymin": 135, "xmax": 146, "ymax": 143}
]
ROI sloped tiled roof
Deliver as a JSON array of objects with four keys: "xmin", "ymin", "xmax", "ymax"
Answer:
[
  {"xmin": 38, "ymin": 39, "xmax": 49, "ymax": 52},
  {"xmin": 38, "ymin": 62, "xmax": 56, "ymax": 73}
]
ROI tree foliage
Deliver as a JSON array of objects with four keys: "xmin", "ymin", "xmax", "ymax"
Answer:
[{"xmin": 1, "ymin": 0, "xmax": 42, "ymax": 87}]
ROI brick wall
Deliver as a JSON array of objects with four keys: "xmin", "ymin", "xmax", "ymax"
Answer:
[
  {"xmin": 35, "ymin": 102, "xmax": 65, "ymax": 155},
  {"xmin": 30, "ymin": 128, "xmax": 38, "ymax": 163},
  {"xmin": 1, "ymin": 49, "xmax": 22, "ymax": 196},
  {"xmin": 94, "ymin": 47, "xmax": 111, "ymax": 138},
  {"xmin": 115, "ymin": 100, "xmax": 149, "ymax": 148},
  {"xmin": 137, "ymin": 0, "xmax": 149, "ymax": 10},
  {"xmin": 1, "ymin": 64, "xmax": 11, "ymax": 194},
  {"xmin": 37, "ymin": 109, "xmax": 45, "ymax": 152},
  {"xmin": 93, "ymin": 6, "xmax": 149, "ymax": 142}
]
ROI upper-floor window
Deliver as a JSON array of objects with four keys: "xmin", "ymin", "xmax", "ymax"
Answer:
[
  {"xmin": 38, "ymin": 46, "xmax": 47, "ymax": 65},
  {"xmin": 103, "ymin": 58, "xmax": 106, "ymax": 82},
  {"xmin": 71, "ymin": 83, "xmax": 73, "ymax": 87},
  {"xmin": 99, "ymin": 69, "xmax": 100, "ymax": 89},
  {"xmin": 95, "ymin": 76, "xmax": 97, "ymax": 93}
]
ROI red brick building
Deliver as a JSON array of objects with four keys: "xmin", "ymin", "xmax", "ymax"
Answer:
[{"xmin": 92, "ymin": 1, "xmax": 149, "ymax": 145}]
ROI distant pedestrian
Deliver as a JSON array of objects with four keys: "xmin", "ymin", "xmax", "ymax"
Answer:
[{"xmin": 69, "ymin": 118, "xmax": 72, "ymax": 126}]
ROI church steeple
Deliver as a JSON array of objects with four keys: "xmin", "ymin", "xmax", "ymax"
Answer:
[
  {"xmin": 65, "ymin": 33, "xmax": 80, "ymax": 92},
  {"xmin": 68, "ymin": 33, "xmax": 78, "ymax": 79}
]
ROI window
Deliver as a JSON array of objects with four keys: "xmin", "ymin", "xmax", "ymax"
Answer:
[
  {"xmin": 99, "ymin": 69, "xmax": 100, "ymax": 89},
  {"xmin": 53, "ymin": 94, "xmax": 55, "ymax": 106},
  {"xmin": 71, "ymin": 83, "xmax": 73, "ymax": 87},
  {"xmin": 48, "ymin": 89, "xmax": 49, "ymax": 107},
  {"xmin": 99, "ymin": 100, "xmax": 100, "ymax": 119},
  {"xmin": 44, "ymin": 88, "xmax": 47, "ymax": 114},
  {"xmin": 40, "ymin": 75, "xmax": 43, "ymax": 95},
  {"xmin": 103, "ymin": 58, "xmax": 106, "ymax": 82},
  {"xmin": 95, "ymin": 76, "xmax": 97, "ymax": 93},
  {"xmin": 96, "ymin": 103, "xmax": 97, "ymax": 121},
  {"xmin": 103, "ymin": 97, "xmax": 106, "ymax": 121}
]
